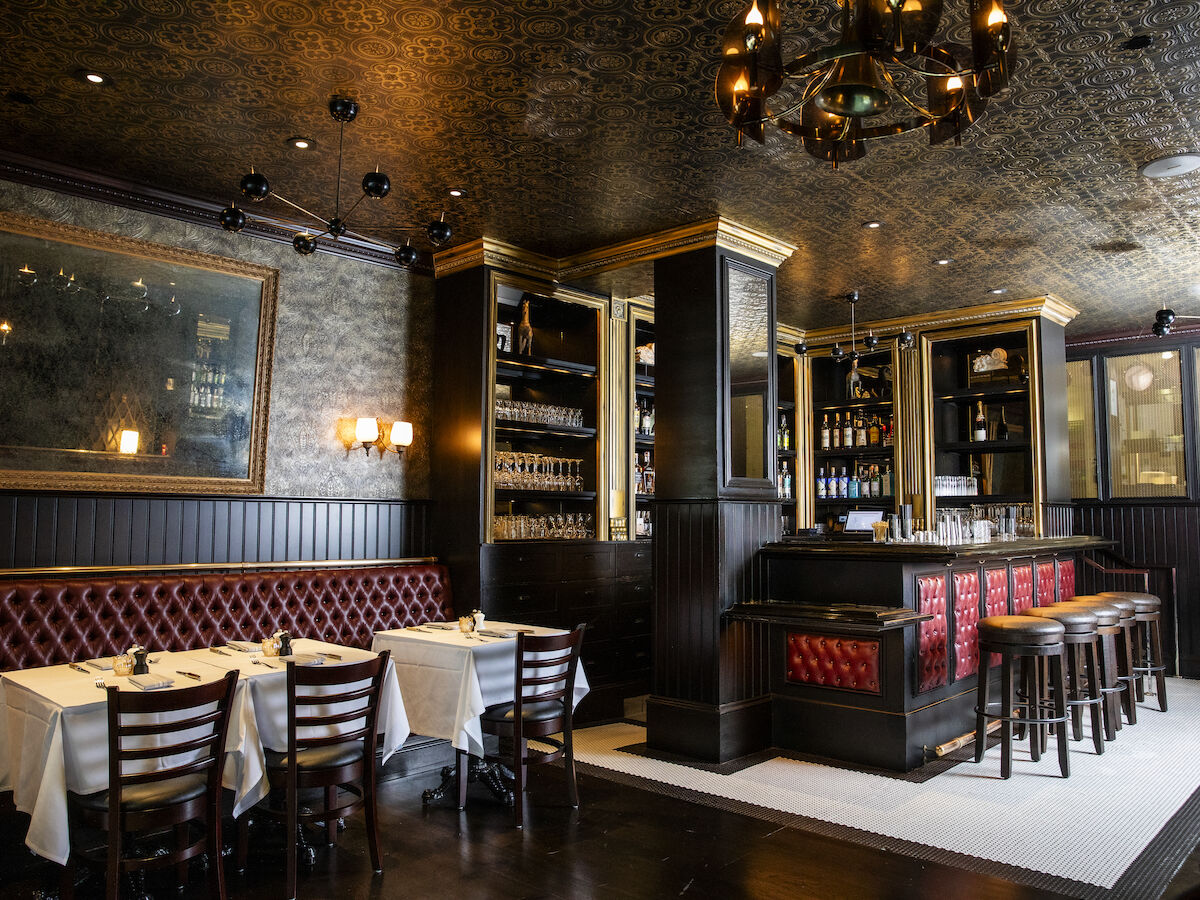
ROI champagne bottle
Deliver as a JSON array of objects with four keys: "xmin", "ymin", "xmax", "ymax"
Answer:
[
  {"xmin": 821, "ymin": 414, "xmax": 831, "ymax": 450},
  {"xmin": 973, "ymin": 401, "xmax": 987, "ymax": 442},
  {"xmin": 998, "ymin": 406, "xmax": 1009, "ymax": 441}
]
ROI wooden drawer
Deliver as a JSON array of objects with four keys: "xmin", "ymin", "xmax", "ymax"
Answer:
[
  {"xmin": 615, "ymin": 575, "xmax": 652, "ymax": 607},
  {"xmin": 483, "ymin": 543, "xmax": 561, "ymax": 584},
  {"xmin": 559, "ymin": 544, "xmax": 616, "ymax": 580},
  {"xmin": 559, "ymin": 579, "xmax": 613, "ymax": 610},
  {"xmin": 485, "ymin": 582, "xmax": 558, "ymax": 619},
  {"xmin": 616, "ymin": 543, "xmax": 652, "ymax": 575}
]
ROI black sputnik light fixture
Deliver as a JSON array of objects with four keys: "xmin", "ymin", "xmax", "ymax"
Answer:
[
  {"xmin": 219, "ymin": 97, "xmax": 451, "ymax": 266},
  {"xmin": 829, "ymin": 290, "xmax": 878, "ymax": 362},
  {"xmin": 1152, "ymin": 303, "xmax": 1200, "ymax": 337}
]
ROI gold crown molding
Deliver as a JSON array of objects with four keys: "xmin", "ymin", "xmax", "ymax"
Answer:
[
  {"xmin": 777, "ymin": 323, "xmax": 806, "ymax": 347},
  {"xmin": 435, "ymin": 219, "xmax": 796, "ymax": 284},
  {"xmin": 802, "ymin": 295, "xmax": 1078, "ymax": 345},
  {"xmin": 433, "ymin": 237, "xmax": 559, "ymax": 280}
]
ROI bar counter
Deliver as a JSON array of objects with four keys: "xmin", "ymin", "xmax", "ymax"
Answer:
[{"xmin": 727, "ymin": 535, "xmax": 1111, "ymax": 771}]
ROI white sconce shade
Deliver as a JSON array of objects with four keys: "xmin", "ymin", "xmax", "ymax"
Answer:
[
  {"xmin": 390, "ymin": 421, "xmax": 413, "ymax": 447},
  {"xmin": 118, "ymin": 429, "xmax": 139, "ymax": 454},
  {"xmin": 354, "ymin": 417, "xmax": 380, "ymax": 443}
]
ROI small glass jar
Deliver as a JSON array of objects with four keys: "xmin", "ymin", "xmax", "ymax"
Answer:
[
  {"xmin": 112, "ymin": 654, "xmax": 134, "ymax": 676},
  {"xmin": 458, "ymin": 616, "xmax": 474, "ymax": 633},
  {"xmin": 261, "ymin": 636, "xmax": 281, "ymax": 657}
]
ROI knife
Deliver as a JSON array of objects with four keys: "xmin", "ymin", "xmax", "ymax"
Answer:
[
  {"xmin": 175, "ymin": 670, "xmax": 202, "ymax": 681},
  {"xmin": 318, "ymin": 651, "xmax": 342, "ymax": 660},
  {"xmin": 68, "ymin": 663, "xmax": 90, "ymax": 673},
  {"xmin": 209, "ymin": 647, "xmax": 231, "ymax": 656}
]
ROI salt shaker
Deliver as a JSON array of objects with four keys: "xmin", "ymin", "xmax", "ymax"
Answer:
[{"xmin": 472, "ymin": 609, "xmax": 486, "ymax": 631}]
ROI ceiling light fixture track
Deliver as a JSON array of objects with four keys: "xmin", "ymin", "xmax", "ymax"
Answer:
[
  {"xmin": 716, "ymin": 0, "xmax": 1014, "ymax": 167},
  {"xmin": 219, "ymin": 97, "xmax": 452, "ymax": 267}
]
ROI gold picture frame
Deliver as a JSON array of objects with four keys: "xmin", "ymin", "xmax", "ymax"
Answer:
[{"xmin": 0, "ymin": 211, "xmax": 277, "ymax": 494}]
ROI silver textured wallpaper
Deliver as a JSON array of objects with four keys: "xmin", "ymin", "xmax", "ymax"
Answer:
[{"xmin": 0, "ymin": 179, "xmax": 434, "ymax": 499}]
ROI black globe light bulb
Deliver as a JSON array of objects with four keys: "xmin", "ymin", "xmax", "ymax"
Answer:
[
  {"xmin": 362, "ymin": 169, "xmax": 391, "ymax": 199},
  {"xmin": 849, "ymin": 349, "xmax": 861, "ymax": 362},
  {"xmin": 864, "ymin": 332, "xmax": 879, "ymax": 349},
  {"xmin": 426, "ymin": 213, "xmax": 452, "ymax": 247},
  {"xmin": 830, "ymin": 343, "xmax": 845, "ymax": 361},
  {"xmin": 395, "ymin": 243, "xmax": 419, "ymax": 267},
  {"xmin": 793, "ymin": 341, "xmax": 807, "ymax": 356},
  {"xmin": 1156, "ymin": 307, "xmax": 1176, "ymax": 327},
  {"xmin": 292, "ymin": 232, "xmax": 317, "ymax": 255},
  {"xmin": 899, "ymin": 330, "xmax": 915, "ymax": 348},
  {"xmin": 329, "ymin": 96, "xmax": 359, "ymax": 123},
  {"xmin": 327, "ymin": 217, "xmax": 347, "ymax": 238},
  {"xmin": 219, "ymin": 205, "xmax": 246, "ymax": 233},
  {"xmin": 239, "ymin": 170, "xmax": 270, "ymax": 202},
  {"xmin": 1153, "ymin": 321, "xmax": 1170, "ymax": 337}
]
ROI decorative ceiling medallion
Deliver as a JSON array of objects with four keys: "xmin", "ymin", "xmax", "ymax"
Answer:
[{"xmin": 716, "ymin": 0, "xmax": 1013, "ymax": 166}]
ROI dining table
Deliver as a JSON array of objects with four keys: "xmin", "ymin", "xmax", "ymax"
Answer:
[
  {"xmin": 0, "ymin": 638, "xmax": 408, "ymax": 866},
  {"xmin": 370, "ymin": 621, "xmax": 589, "ymax": 759}
]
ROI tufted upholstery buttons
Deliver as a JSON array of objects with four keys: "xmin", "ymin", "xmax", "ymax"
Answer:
[
  {"xmin": 917, "ymin": 574, "xmax": 948, "ymax": 693},
  {"xmin": 0, "ymin": 564, "xmax": 454, "ymax": 671},
  {"xmin": 786, "ymin": 632, "xmax": 880, "ymax": 694}
]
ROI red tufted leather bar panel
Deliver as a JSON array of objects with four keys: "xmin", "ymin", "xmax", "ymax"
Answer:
[
  {"xmin": 952, "ymin": 571, "xmax": 981, "ymax": 680},
  {"xmin": 1057, "ymin": 558, "xmax": 1075, "ymax": 602},
  {"xmin": 916, "ymin": 573, "xmax": 948, "ymax": 693},
  {"xmin": 984, "ymin": 567, "xmax": 1009, "ymax": 668},
  {"xmin": 0, "ymin": 565, "xmax": 453, "ymax": 671},
  {"xmin": 1036, "ymin": 561, "xmax": 1056, "ymax": 607},
  {"xmin": 785, "ymin": 632, "xmax": 880, "ymax": 694},
  {"xmin": 1012, "ymin": 564, "xmax": 1034, "ymax": 613}
]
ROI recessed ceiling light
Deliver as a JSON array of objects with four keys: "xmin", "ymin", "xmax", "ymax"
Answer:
[
  {"xmin": 934, "ymin": 258, "xmax": 954, "ymax": 265},
  {"xmin": 863, "ymin": 220, "xmax": 883, "ymax": 229},
  {"xmin": 76, "ymin": 70, "xmax": 112, "ymax": 86},
  {"xmin": 1139, "ymin": 154, "xmax": 1200, "ymax": 179},
  {"xmin": 988, "ymin": 288, "xmax": 1008, "ymax": 295},
  {"xmin": 449, "ymin": 189, "xmax": 465, "ymax": 198},
  {"xmin": 286, "ymin": 136, "xmax": 314, "ymax": 150}
]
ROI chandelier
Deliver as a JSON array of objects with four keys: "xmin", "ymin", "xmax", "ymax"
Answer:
[
  {"xmin": 716, "ymin": 0, "xmax": 1013, "ymax": 166},
  {"xmin": 219, "ymin": 98, "xmax": 451, "ymax": 266},
  {"xmin": 792, "ymin": 290, "xmax": 915, "ymax": 357}
]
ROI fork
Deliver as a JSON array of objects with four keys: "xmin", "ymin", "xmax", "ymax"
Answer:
[
  {"xmin": 94, "ymin": 677, "xmax": 107, "ymax": 690},
  {"xmin": 251, "ymin": 658, "xmax": 277, "ymax": 669}
]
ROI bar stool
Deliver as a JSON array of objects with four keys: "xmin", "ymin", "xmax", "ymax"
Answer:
[
  {"xmin": 974, "ymin": 615, "xmax": 1070, "ymax": 779},
  {"xmin": 1022, "ymin": 605, "xmax": 1104, "ymax": 755},
  {"xmin": 1062, "ymin": 597, "xmax": 1126, "ymax": 738},
  {"xmin": 1098, "ymin": 591, "xmax": 1168, "ymax": 711},
  {"xmin": 1070, "ymin": 594, "xmax": 1137, "ymax": 725}
]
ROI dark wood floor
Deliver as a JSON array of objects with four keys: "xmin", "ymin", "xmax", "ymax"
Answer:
[{"xmin": 4, "ymin": 754, "xmax": 1200, "ymax": 899}]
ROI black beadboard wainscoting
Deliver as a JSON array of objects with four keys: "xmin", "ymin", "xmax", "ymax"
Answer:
[
  {"xmin": 1073, "ymin": 501, "xmax": 1197, "ymax": 678},
  {"xmin": 0, "ymin": 493, "xmax": 430, "ymax": 570}
]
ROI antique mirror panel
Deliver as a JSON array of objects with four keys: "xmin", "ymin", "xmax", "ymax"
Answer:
[
  {"xmin": 0, "ymin": 213, "xmax": 276, "ymax": 493},
  {"xmin": 724, "ymin": 260, "xmax": 775, "ymax": 491}
]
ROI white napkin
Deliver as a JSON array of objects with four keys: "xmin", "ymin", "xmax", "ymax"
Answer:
[
  {"xmin": 425, "ymin": 622, "xmax": 458, "ymax": 630},
  {"xmin": 477, "ymin": 629, "xmax": 516, "ymax": 639},
  {"xmin": 128, "ymin": 674, "xmax": 175, "ymax": 691},
  {"xmin": 279, "ymin": 653, "xmax": 324, "ymax": 666},
  {"xmin": 225, "ymin": 640, "xmax": 264, "ymax": 653}
]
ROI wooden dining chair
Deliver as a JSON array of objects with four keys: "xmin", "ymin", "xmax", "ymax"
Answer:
[
  {"xmin": 460, "ymin": 624, "xmax": 586, "ymax": 827},
  {"xmin": 62, "ymin": 670, "xmax": 239, "ymax": 900},
  {"xmin": 238, "ymin": 650, "xmax": 390, "ymax": 900}
]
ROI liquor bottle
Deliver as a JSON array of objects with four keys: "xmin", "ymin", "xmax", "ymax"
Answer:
[
  {"xmin": 782, "ymin": 461, "xmax": 792, "ymax": 500},
  {"xmin": 973, "ymin": 401, "xmax": 987, "ymax": 442},
  {"xmin": 997, "ymin": 406, "xmax": 1009, "ymax": 441},
  {"xmin": 634, "ymin": 453, "xmax": 644, "ymax": 494},
  {"xmin": 783, "ymin": 418, "xmax": 790, "ymax": 451},
  {"xmin": 882, "ymin": 464, "xmax": 892, "ymax": 497},
  {"xmin": 645, "ymin": 403, "xmax": 655, "ymax": 436},
  {"xmin": 848, "ymin": 466, "xmax": 860, "ymax": 499},
  {"xmin": 832, "ymin": 413, "xmax": 842, "ymax": 449},
  {"xmin": 817, "ymin": 466, "xmax": 827, "ymax": 499},
  {"xmin": 847, "ymin": 357, "xmax": 863, "ymax": 399},
  {"xmin": 842, "ymin": 414, "xmax": 853, "ymax": 448},
  {"xmin": 868, "ymin": 415, "xmax": 880, "ymax": 446},
  {"xmin": 635, "ymin": 401, "xmax": 643, "ymax": 435},
  {"xmin": 856, "ymin": 412, "xmax": 867, "ymax": 447},
  {"xmin": 838, "ymin": 466, "xmax": 849, "ymax": 498},
  {"xmin": 821, "ymin": 414, "xmax": 831, "ymax": 450},
  {"xmin": 643, "ymin": 452, "xmax": 655, "ymax": 494}
]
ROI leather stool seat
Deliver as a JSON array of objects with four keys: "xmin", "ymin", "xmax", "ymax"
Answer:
[
  {"xmin": 1061, "ymin": 601, "xmax": 1120, "ymax": 627},
  {"xmin": 1098, "ymin": 591, "xmax": 1161, "ymax": 614},
  {"xmin": 1072, "ymin": 594, "xmax": 1134, "ymax": 617},
  {"xmin": 978, "ymin": 615, "xmax": 1065, "ymax": 645},
  {"xmin": 1023, "ymin": 606, "xmax": 1097, "ymax": 634},
  {"xmin": 1065, "ymin": 598, "xmax": 1138, "ymax": 727}
]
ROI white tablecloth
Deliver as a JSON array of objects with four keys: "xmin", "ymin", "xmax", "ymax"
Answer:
[
  {"xmin": 0, "ymin": 638, "xmax": 408, "ymax": 865},
  {"xmin": 371, "ymin": 622, "xmax": 588, "ymax": 759}
]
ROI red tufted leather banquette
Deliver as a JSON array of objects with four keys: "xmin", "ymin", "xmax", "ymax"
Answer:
[
  {"xmin": 0, "ymin": 564, "xmax": 453, "ymax": 671},
  {"xmin": 785, "ymin": 632, "xmax": 880, "ymax": 694},
  {"xmin": 916, "ymin": 573, "xmax": 948, "ymax": 693}
]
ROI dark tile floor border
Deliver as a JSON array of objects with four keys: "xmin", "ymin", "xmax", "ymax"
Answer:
[{"xmin": 579, "ymin": 750, "xmax": 1200, "ymax": 900}]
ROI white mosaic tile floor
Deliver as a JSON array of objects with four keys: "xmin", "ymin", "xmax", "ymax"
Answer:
[{"xmin": 574, "ymin": 678, "xmax": 1200, "ymax": 889}]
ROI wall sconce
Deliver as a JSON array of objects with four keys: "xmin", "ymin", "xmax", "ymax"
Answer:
[
  {"xmin": 336, "ymin": 417, "xmax": 414, "ymax": 458},
  {"xmin": 118, "ymin": 429, "xmax": 139, "ymax": 454}
]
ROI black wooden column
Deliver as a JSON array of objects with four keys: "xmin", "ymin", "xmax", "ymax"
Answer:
[{"xmin": 646, "ymin": 245, "xmax": 781, "ymax": 762}]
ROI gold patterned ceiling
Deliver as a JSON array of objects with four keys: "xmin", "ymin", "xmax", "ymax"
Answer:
[{"xmin": 1, "ymin": 0, "xmax": 1198, "ymax": 338}]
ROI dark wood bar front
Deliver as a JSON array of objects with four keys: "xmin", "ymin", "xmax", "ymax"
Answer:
[{"xmin": 728, "ymin": 535, "xmax": 1111, "ymax": 771}]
